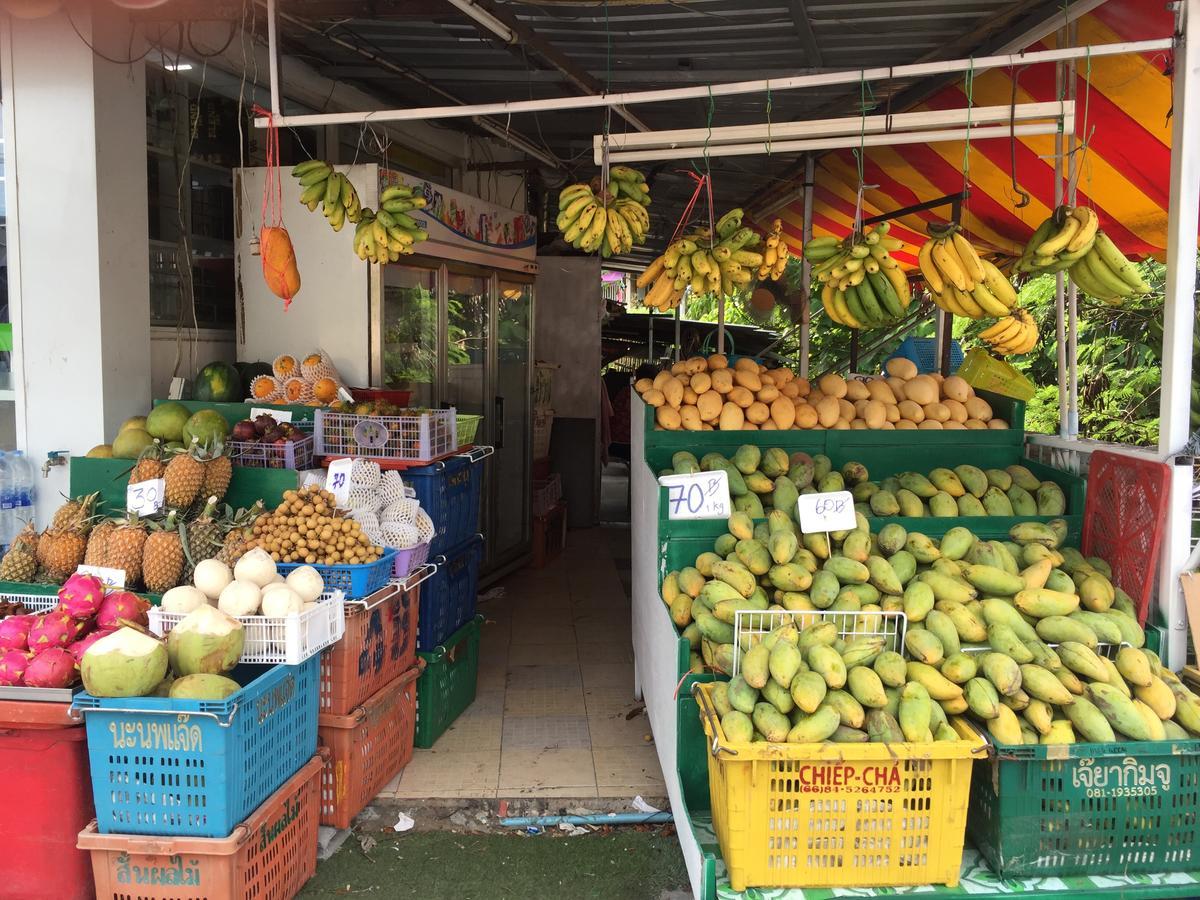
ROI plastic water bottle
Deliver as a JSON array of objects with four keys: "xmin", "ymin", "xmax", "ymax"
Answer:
[
  {"xmin": 8, "ymin": 451, "xmax": 35, "ymax": 540},
  {"xmin": 0, "ymin": 452, "xmax": 14, "ymax": 555}
]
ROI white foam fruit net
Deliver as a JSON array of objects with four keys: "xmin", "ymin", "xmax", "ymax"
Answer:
[
  {"xmin": 381, "ymin": 521, "xmax": 421, "ymax": 549},
  {"xmin": 350, "ymin": 459, "xmax": 382, "ymax": 491},
  {"xmin": 350, "ymin": 508, "xmax": 383, "ymax": 545},
  {"xmin": 378, "ymin": 470, "xmax": 409, "ymax": 506},
  {"xmin": 346, "ymin": 486, "xmax": 379, "ymax": 511},
  {"xmin": 413, "ymin": 509, "xmax": 435, "ymax": 544},
  {"xmin": 381, "ymin": 497, "xmax": 420, "ymax": 525}
]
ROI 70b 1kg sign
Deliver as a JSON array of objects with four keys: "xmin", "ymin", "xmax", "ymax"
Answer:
[{"xmin": 658, "ymin": 470, "xmax": 731, "ymax": 520}]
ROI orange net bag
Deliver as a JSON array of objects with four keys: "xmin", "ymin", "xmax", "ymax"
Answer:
[{"xmin": 256, "ymin": 105, "xmax": 301, "ymax": 308}]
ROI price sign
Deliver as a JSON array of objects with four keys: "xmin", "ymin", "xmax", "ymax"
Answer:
[
  {"xmin": 658, "ymin": 470, "xmax": 731, "ymax": 520},
  {"xmin": 76, "ymin": 564, "xmax": 126, "ymax": 590},
  {"xmin": 325, "ymin": 458, "xmax": 354, "ymax": 508},
  {"xmin": 797, "ymin": 491, "xmax": 857, "ymax": 534},
  {"xmin": 127, "ymin": 478, "xmax": 165, "ymax": 516},
  {"xmin": 250, "ymin": 407, "xmax": 292, "ymax": 423}
]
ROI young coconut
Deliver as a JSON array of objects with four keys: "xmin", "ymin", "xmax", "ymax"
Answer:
[
  {"xmin": 161, "ymin": 585, "xmax": 209, "ymax": 615},
  {"xmin": 233, "ymin": 547, "xmax": 277, "ymax": 588},
  {"xmin": 166, "ymin": 605, "xmax": 245, "ymax": 676},
  {"xmin": 217, "ymin": 579, "xmax": 262, "ymax": 617},
  {"xmin": 80, "ymin": 627, "xmax": 169, "ymax": 697},
  {"xmin": 169, "ymin": 673, "xmax": 241, "ymax": 701},
  {"xmin": 285, "ymin": 565, "xmax": 325, "ymax": 603},
  {"xmin": 260, "ymin": 586, "xmax": 303, "ymax": 617},
  {"xmin": 193, "ymin": 558, "xmax": 233, "ymax": 601}
]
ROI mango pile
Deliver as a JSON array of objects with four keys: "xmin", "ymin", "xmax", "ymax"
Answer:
[{"xmin": 665, "ymin": 512, "xmax": 1200, "ymax": 745}]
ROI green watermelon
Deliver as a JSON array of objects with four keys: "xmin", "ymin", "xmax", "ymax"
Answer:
[
  {"xmin": 193, "ymin": 361, "xmax": 242, "ymax": 402},
  {"xmin": 236, "ymin": 361, "xmax": 273, "ymax": 384}
]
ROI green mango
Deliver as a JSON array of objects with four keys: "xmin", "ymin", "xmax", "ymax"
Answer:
[
  {"xmin": 954, "ymin": 464, "xmax": 989, "ymax": 498},
  {"xmin": 869, "ymin": 490, "xmax": 901, "ymax": 517},
  {"xmin": 981, "ymin": 487, "xmax": 1015, "ymax": 516},
  {"xmin": 929, "ymin": 491, "xmax": 959, "ymax": 517},
  {"xmin": 939, "ymin": 526, "xmax": 975, "ymax": 561},
  {"xmin": 985, "ymin": 468, "xmax": 1013, "ymax": 491},
  {"xmin": 956, "ymin": 494, "xmax": 986, "ymax": 516},
  {"xmin": 760, "ymin": 447, "xmax": 790, "ymax": 479},
  {"xmin": 1007, "ymin": 484, "xmax": 1038, "ymax": 516},
  {"xmin": 732, "ymin": 445, "xmax": 762, "ymax": 476},
  {"xmin": 896, "ymin": 489, "xmax": 926, "ymax": 517}
]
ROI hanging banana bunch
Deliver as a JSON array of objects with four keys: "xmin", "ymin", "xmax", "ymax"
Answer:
[
  {"xmin": 1016, "ymin": 206, "xmax": 1149, "ymax": 304},
  {"xmin": 556, "ymin": 166, "xmax": 651, "ymax": 257},
  {"xmin": 291, "ymin": 160, "xmax": 365, "ymax": 233},
  {"xmin": 352, "ymin": 182, "xmax": 429, "ymax": 265},
  {"xmin": 758, "ymin": 218, "xmax": 791, "ymax": 282},
  {"xmin": 980, "ymin": 308, "xmax": 1039, "ymax": 356},
  {"xmin": 635, "ymin": 208, "xmax": 759, "ymax": 312},
  {"xmin": 803, "ymin": 222, "xmax": 912, "ymax": 329},
  {"xmin": 918, "ymin": 224, "xmax": 1018, "ymax": 320}
]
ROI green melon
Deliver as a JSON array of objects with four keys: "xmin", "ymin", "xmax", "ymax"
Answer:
[
  {"xmin": 181, "ymin": 410, "xmax": 230, "ymax": 449},
  {"xmin": 146, "ymin": 402, "xmax": 191, "ymax": 443},
  {"xmin": 112, "ymin": 428, "xmax": 154, "ymax": 460},
  {"xmin": 193, "ymin": 361, "xmax": 242, "ymax": 402}
]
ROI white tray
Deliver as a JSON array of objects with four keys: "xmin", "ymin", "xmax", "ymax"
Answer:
[{"xmin": 149, "ymin": 591, "xmax": 347, "ymax": 665}]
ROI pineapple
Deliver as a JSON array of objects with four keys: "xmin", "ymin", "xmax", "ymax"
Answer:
[
  {"xmin": 84, "ymin": 519, "xmax": 116, "ymax": 566},
  {"xmin": 50, "ymin": 493, "xmax": 99, "ymax": 533},
  {"xmin": 163, "ymin": 443, "xmax": 205, "ymax": 509},
  {"xmin": 40, "ymin": 529, "xmax": 87, "ymax": 581},
  {"xmin": 131, "ymin": 442, "xmax": 166, "ymax": 484},
  {"xmin": 202, "ymin": 451, "xmax": 233, "ymax": 503},
  {"xmin": 142, "ymin": 512, "xmax": 184, "ymax": 593},
  {"xmin": 104, "ymin": 513, "xmax": 148, "ymax": 589},
  {"xmin": 10, "ymin": 521, "xmax": 38, "ymax": 557},
  {"xmin": 215, "ymin": 502, "xmax": 262, "ymax": 567},
  {"xmin": 0, "ymin": 544, "xmax": 37, "ymax": 582},
  {"xmin": 180, "ymin": 497, "xmax": 224, "ymax": 585}
]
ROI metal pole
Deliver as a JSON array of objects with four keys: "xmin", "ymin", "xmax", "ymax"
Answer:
[
  {"xmin": 1066, "ymin": 22, "xmax": 1080, "ymax": 440},
  {"xmin": 1054, "ymin": 56, "xmax": 1069, "ymax": 438},
  {"xmin": 800, "ymin": 155, "xmax": 815, "ymax": 379},
  {"xmin": 265, "ymin": 0, "xmax": 281, "ymax": 116},
  {"xmin": 674, "ymin": 304, "xmax": 681, "ymax": 363},
  {"xmin": 717, "ymin": 291, "xmax": 726, "ymax": 355},
  {"xmin": 1158, "ymin": 0, "xmax": 1200, "ymax": 670}
]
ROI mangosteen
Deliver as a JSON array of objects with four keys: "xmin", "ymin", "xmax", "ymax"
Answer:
[
  {"xmin": 254, "ymin": 414, "xmax": 277, "ymax": 436},
  {"xmin": 231, "ymin": 419, "xmax": 258, "ymax": 442},
  {"xmin": 262, "ymin": 426, "xmax": 285, "ymax": 443}
]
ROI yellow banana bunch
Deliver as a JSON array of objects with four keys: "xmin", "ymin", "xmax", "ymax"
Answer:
[
  {"xmin": 557, "ymin": 167, "xmax": 651, "ymax": 257},
  {"xmin": 758, "ymin": 218, "xmax": 791, "ymax": 282},
  {"xmin": 804, "ymin": 222, "xmax": 911, "ymax": 329},
  {"xmin": 980, "ymin": 307, "xmax": 1038, "ymax": 356},
  {"xmin": 1067, "ymin": 230, "xmax": 1152, "ymax": 305},
  {"xmin": 1016, "ymin": 207, "xmax": 1150, "ymax": 304},
  {"xmin": 291, "ymin": 160, "xmax": 367, "ymax": 233},
  {"xmin": 635, "ymin": 209, "xmax": 761, "ymax": 311},
  {"xmin": 351, "ymin": 182, "xmax": 429, "ymax": 264},
  {"xmin": 918, "ymin": 225, "xmax": 1016, "ymax": 320}
]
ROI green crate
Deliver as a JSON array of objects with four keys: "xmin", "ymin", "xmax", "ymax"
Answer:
[
  {"xmin": 414, "ymin": 615, "xmax": 481, "ymax": 749},
  {"xmin": 151, "ymin": 399, "xmax": 318, "ymax": 427},
  {"xmin": 968, "ymin": 736, "xmax": 1200, "ymax": 878},
  {"xmin": 70, "ymin": 457, "xmax": 300, "ymax": 518}
]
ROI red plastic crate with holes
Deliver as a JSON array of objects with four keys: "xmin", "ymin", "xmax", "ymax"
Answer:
[
  {"xmin": 318, "ymin": 663, "xmax": 421, "ymax": 828},
  {"xmin": 0, "ymin": 701, "xmax": 95, "ymax": 900},
  {"xmin": 79, "ymin": 752, "xmax": 325, "ymax": 900},
  {"xmin": 1080, "ymin": 450, "xmax": 1172, "ymax": 625}
]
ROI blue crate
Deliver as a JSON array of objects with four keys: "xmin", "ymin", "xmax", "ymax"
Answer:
[
  {"xmin": 885, "ymin": 336, "xmax": 964, "ymax": 375},
  {"xmin": 418, "ymin": 534, "xmax": 483, "ymax": 651},
  {"xmin": 72, "ymin": 656, "xmax": 319, "ymax": 838},
  {"xmin": 277, "ymin": 548, "xmax": 397, "ymax": 600},
  {"xmin": 404, "ymin": 454, "xmax": 484, "ymax": 557}
]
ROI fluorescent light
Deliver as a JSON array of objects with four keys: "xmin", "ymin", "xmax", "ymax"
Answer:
[
  {"xmin": 445, "ymin": 0, "xmax": 515, "ymax": 44},
  {"xmin": 163, "ymin": 63, "xmax": 193, "ymax": 72}
]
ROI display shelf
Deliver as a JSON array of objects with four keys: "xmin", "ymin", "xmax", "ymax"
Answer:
[{"xmin": 150, "ymin": 398, "xmax": 319, "ymax": 425}]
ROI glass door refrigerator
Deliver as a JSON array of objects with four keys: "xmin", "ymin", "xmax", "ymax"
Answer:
[{"xmin": 237, "ymin": 163, "xmax": 536, "ymax": 575}]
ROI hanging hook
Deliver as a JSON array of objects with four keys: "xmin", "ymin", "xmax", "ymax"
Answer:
[{"xmin": 1009, "ymin": 65, "xmax": 1032, "ymax": 208}]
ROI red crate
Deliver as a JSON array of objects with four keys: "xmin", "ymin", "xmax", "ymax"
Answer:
[
  {"xmin": 320, "ymin": 581, "xmax": 417, "ymax": 716},
  {"xmin": 318, "ymin": 663, "xmax": 421, "ymax": 828},
  {"xmin": 1081, "ymin": 450, "xmax": 1172, "ymax": 625},
  {"xmin": 0, "ymin": 702, "xmax": 95, "ymax": 900},
  {"xmin": 79, "ymin": 752, "xmax": 325, "ymax": 900}
]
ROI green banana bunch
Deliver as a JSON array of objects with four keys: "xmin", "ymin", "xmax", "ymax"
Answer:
[
  {"xmin": 290, "ymin": 160, "xmax": 370, "ymax": 233},
  {"xmin": 557, "ymin": 167, "xmax": 650, "ymax": 257},
  {"xmin": 350, "ymin": 182, "xmax": 429, "ymax": 264},
  {"xmin": 803, "ymin": 222, "xmax": 911, "ymax": 330},
  {"xmin": 1066, "ymin": 230, "xmax": 1152, "ymax": 305},
  {"xmin": 1015, "ymin": 206, "xmax": 1099, "ymax": 274}
]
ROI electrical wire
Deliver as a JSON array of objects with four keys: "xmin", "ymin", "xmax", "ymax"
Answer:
[
  {"xmin": 65, "ymin": 5, "xmax": 156, "ymax": 65},
  {"xmin": 187, "ymin": 20, "xmax": 238, "ymax": 59}
]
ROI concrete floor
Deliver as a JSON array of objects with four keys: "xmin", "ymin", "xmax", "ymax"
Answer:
[{"xmin": 379, "ymin": 521, "xmax": 666, "ymax": 802}]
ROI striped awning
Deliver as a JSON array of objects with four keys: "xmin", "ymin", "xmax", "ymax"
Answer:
[{"xmin": 777, "ymin": 0, "xmax": 1175, "ymax": 268}]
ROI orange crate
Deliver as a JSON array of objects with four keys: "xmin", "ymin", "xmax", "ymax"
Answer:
[
  {"xmin": 318, "ymin": 663, "xmax": 421, "ymax": 829},
  {"xmin": 320, "ymin": 581, "xmax": 417, "ymax": 716},
  {"xmin": 79, "ymin": 751, "xmax": 325, "ymax": 900}
]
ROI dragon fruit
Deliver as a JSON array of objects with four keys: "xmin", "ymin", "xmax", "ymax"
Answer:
[
  {"xmin": 69, "ymin": 628, "xmax": 117, "ymax": 665},
  {"xmin": 58, "ymin": 573, "xmax": 106, "ymax": 619},
  {"xmin": 24, "ymin": 647, "xmax": 77, "ymax": 688},
  {"xmin": 0, "ymin": 649, "xmax": 30, "ymax": 685},
  {"xmin": 27, "ymin": 609, "xmax": 80, "ymax": 651},
  {"xmin": 95, "ymin": 591, "xmax": 150, "ymax": 631},
  {"xmin": 0, "ymin": 614, "xmax": 34, "ymax": 651}
]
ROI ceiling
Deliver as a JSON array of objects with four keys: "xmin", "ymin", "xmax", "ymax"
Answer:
[{"xmin": 248, "ymin": 0, "xmax": 1090, "ymax": 259}]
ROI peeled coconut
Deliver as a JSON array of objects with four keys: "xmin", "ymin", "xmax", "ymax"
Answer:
[
  {"xmin": 234, "ymin": 548, "xmax": 277, "ymax": 588},
  {"xmin": 166, "ymin": 605, "xmax": 245, "ymax": 676},
  {"xmin": 80, "ymin": 627, "xmax": 169, "ymax": 698},
  {"xmin": 285, "ymin": 565, "xmax": 325, "ymax": 603},
  {"xmin": 161, "ymin": 586, "xmax": 209, "ymax": 615},
  {"xmin": 260, "ymin": 586, "xmax": 303, "ymax": 617},
  {"xmin": 193, "ymin": 559, "xmax": 233, "ymax": 600},
  {"xmin": 217, "ymin": 580, "xmax": 262, "ymax": 617},
  {"xmin": 260, "ymin": 581, "xmax": 291, "ymax": 594},
  {"xmin": 169, "ymin": 673, "xmax": 241, "ymax": 701}
]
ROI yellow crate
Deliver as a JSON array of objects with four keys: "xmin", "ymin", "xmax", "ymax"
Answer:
[
  {"xmin": 956, "ymin": 348, "xmax": 1036, "ymax": 401},
  {"xmin": 694, "ymin": 683, "xmax": 987, "ymax": 892}
]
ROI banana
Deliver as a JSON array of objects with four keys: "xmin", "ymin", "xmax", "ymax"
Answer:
[
  {"xmin": 1067, "ymin": 254, "xmax": 1119, "ymax": 301},
  {"xmin": 881, "ymin": 263, "xmax": 911, "ymax": 308},
  {"xmin": 981, "ymin": 259, "xmax": 1018, "ymax": 308},
  {"xmin": 869, "ymin": 270, "xmax": 904, "ymax": 319},
  {"xmin": 821, "ymin": 283, "xmax": 844, "ymax": 325},
  {"xmin": 1093, "ymin": 231, "xmax": 1150, "ymax": 293},
  {"xmin": 609, "ymin": 166, "xmax": 643, "ymax": 184},
  {"xmin": 1017, "ymin": 216, "xmax": 1057, "ymax": 272},
  {"xmin": 1066, "ymin": 206, "xmax": 1099, "ymax": 254},
  {"xmin": 563, "ymin": 211, "xmax": 590, "ymax": 245},
  {"xmin": 298, "ymin": 164, "xmax": 333, "ymax": 187},
  {"xmin": 980, "ymin": 316, "xmax": 1021, "ymax": 343},
  {"xmin": 324, "ymin": 171, "xmax": 343, "ymax": 208},
  {"xmin": 1079, "ymin": 246, "xmax": 1136, "ymax": 299},
  {"xmin": 854, "ymin": 270, "xmax": 887, "ymax": 324},
  {"xmin": 953, "ymin": 285, "xmax": 986, "ymax": 319},
  {"xmin": 844, "ymin": 284, "xmax": 872, "ymax": 326},
  {"xmin": 834, "ymin": 289, "xmax": 863, "ymax": 328},
  {"xmin": 931, "ymin": 238, "xmax": 970, "ymax": 292},
  {"xmin": 951, "ymin": 232, "xmax": 986, "ymax": 283},
  {"xmin": 329, "ymin": 203, "xmax": 346, "ymax": 232},
  {"xmin": 381, "ymin": 184, "xmax": 416, "ymax": 203},
  {"xmin": 1036, "ymin": 211, "xmax": 1081, "ymax": 258},
  {"xmin": 715, "ymin": 208, "xmax": 744, "ymax": 239},
  {"xmin": 340, "ymin": 175, "xmax": 356, "ymax": 209},
  {"xmin": 971, "ymin": 282, "xmax": 1011, "ymax": 317},
  {"xmin": 917, "ymin": 239, "xmax": 944, "ymax": 294},
  {"xmin": 383, "ymin": 198, "xmax": 421, "ymax": 214},
  {"xmin": 291, "ymin": 159, "xmax": 328, "ymax": 177},
  {"xmin": 561, "ymin": 194, "xmax": 592, "ymax": 222},
  {"xmin": 299, "ymin": 181, "xmax": 327, "ymax": 206}
]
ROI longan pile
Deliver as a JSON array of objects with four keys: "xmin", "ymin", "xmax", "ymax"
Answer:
[{"xmin": 250, "ymin": 485, "xmax": 384, "ymax": 566}]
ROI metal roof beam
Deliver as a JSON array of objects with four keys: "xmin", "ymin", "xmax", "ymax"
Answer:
[{"xmin": 786, "ymin": 0, "xmax": 823, "ymax": 67}]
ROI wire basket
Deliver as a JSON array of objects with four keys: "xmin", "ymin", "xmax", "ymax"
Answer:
[
  {"xmin": 392, "ymin": 541, "xmax": 431, "ymax": 580},
  {"xmin": 731, "ymin": 608, "xmax": 907, "ymax": 678},
  {"xmin": 226, "ymin": 432, "xmax": 315, "ymax": 469},
  {"xmin": 456, "ymin": 413, "xmax": 483, "ymax": 447},
  {"xmin": 149, "ymin": 593, "xmax": 346, "ymax": 665},
  {"xmin": 315, "ymin": 407, "xmax": 457, "ymax": 464}
]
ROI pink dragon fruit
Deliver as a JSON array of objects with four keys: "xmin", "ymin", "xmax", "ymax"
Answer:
[
  {"xmin": 27, "ymin": 609, "xmax": 80, "ymax": 651},
  {"xmin": 23, "ymin": 647, "xmax": 77, "ymax": 688},
  {"xmin": 0, "ymin": 649, "xmax": 30, "ymax": 686},
  {"xmin": 0, "ymin": 614, "xmax": 35, "ymax": 651},
  {"xmin": 95, "ymin": 591, "xmax": 150, "ymax": 631},
  {"xmin": 69, "ymin": 628, "xmax": 117, "ymax": 665},
  {"xmin": 58, "ymin": 573, "xmax": 106, "ymax": 619}
]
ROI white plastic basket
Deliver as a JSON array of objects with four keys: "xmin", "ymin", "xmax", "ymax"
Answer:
[
  {"xmin": 148, "ymin": 592, "xmax": 347, "ymax": 665},
  {"xmin": 731, "ymin": 608, "xmax": 908, "ymax": 678},
  {"xmin": 0, "ymin": 591, "xmax": 58, "ymax": 615},
  {"xmin": 315, "ymin": 407, "xmax": 457, "ymax": 463}
]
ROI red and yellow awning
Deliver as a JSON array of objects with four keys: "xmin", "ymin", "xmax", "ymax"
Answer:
[{"xmin": 778, "ymin": 0, "xmax": 1176, "ymax": 265}]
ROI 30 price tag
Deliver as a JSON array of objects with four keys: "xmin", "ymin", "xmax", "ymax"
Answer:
[
  {"xmin": 658, "ymin": 470, "xmax": 731, "ymax": 520},
  {"xmin": 75, "ymin": 564, "xmax": 126, "ymax": 590},
  {"xmin": 797, "ymin": 490, "xmax": 857, "ymax": 534},
  {"xmin": 250, "ymin": 407, "xmax": 292, "ymax": 423},
  {"xmin": 127, "ymin": 478, "xmax": 165, "ymax": 516},
  {"xmin": 325, "ymin": 458, "xmax": 354, "ymax": 508}
]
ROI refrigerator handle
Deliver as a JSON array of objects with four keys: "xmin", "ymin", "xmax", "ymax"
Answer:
[{"xmin": 494, "ymin": 396, "xmax": 505, "ymax": 450}]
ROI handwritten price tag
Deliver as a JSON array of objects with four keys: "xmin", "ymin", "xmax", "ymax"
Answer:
[
  {"xmin": 250, "ymin": 407, "xmax": 292, "ymax": 423},
  {"xmin": 797, "ymin": 490, "xmax": 857, "ymax": 534},
  {"xmin": 325, "ymin": 458, "xmax": 354, "ymax": 508},
  {"xmin": 126, "ymin": 478, "xmax": 165, "ymax": 516},
  {"xmin": 76, "ymin": 564, "xmax": 126, "ymax": 590},
  {"xmin": 658, "ymin": 470, "xmax": 731, "ymax": 520}
]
